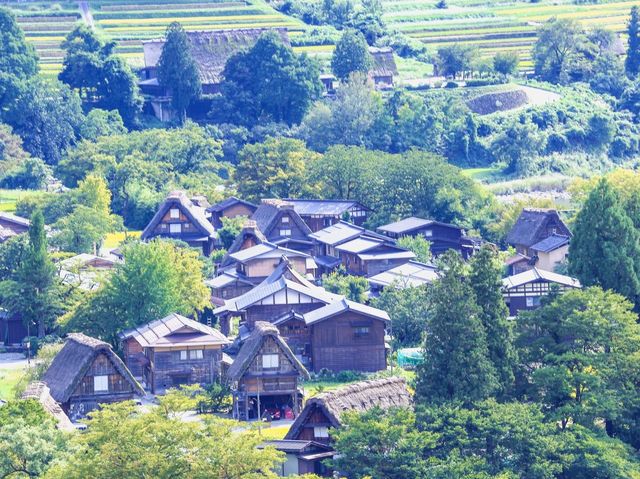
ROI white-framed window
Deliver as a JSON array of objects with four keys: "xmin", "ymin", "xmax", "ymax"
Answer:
[
  {"xmin": 189, "ymin": 350, "xmax": 203, "ymax": 360},
  {"xmin": 180, "ymin": 350, "xmax": 188, "ymax": 360},
  {"xmin": 280, "ymin": 229, "xmax": 291, "ymax": 237},
  {"xmin": 424, "ymin": 230, "xmax": 433, "ymax": 237},
  {"xmin": 170, "ymin": 208, "xmax": 180, "ymax": 219},
  {"xmin": 262, "ymin": 353, "xmax": 279, "ymax": 369},
  {"xmin": 170, "ymin": 223, "xmax": 182, "ymax": 234},
  {"xmin": 281, "ymin": 216, "xmax": 290, "ymax": 223},
  {"xmin": 94, "ymin": 375, "xmax": 108, "ymax": 392},
  {"xmin": 314, "ymin": 426, "xmax": 329, "ymax": 438}
]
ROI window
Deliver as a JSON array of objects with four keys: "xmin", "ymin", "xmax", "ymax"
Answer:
[
  {"xmin": 170, "ymin": 223, "xmax": 181, "ymax": 234},
  {"xmin": 180, "ymin": 350, "xmax": 188, "ymax": 360},
  {"xmin": 354, "ymin": 326, "xmax": 370, "ymax": 336},
  {"xmin": 314, "ymin": 426, "xmax": 329, "ymax": 438},
  {"xmin": 279, "ymin": 229, "xmax": 291, "ymax": 237},
  {"xmin": 281, "ymin": 216, "xmax": 290, "ymax": 223},
  {"xmin": 189, "ymin": 350, "xmax": 203, "ymax": 360},
  {"xmin": 170, "ymin": 208, "xmax": 180, "ymax": 219},
  {"xmin": 424, "ymin": 229, "xmax": 433, "ymax": 237},
  {"xmin": 94, "ymin": 375, "xmax": 108, "ymax": 392},
  {"xmin": 262, "ymin": 354, "xmax": 279, "ymax": 369},
  {"xmin": 526, "ymin": 296, "xmax": 541, "ymax": 308}
]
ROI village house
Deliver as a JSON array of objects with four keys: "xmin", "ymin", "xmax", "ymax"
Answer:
[
  {"xmin": 42, "ymin": 333, "xmax": 144, "ymax": 421},
  {"xmin": 226, "ymin": 321, "xmax": 309, "ymax": 421},
  {"xmin": 283, "ymin": 199, "xmax": 370, "ymax": 232},
  {"xmin": 0, "ymin": 212, "xmax": 29, "ymax": 242},
  {"xmin": 251, "ymin": 199, "xmax": 314, "ymax": 254},
  {"xmin": 220, "ymin": 219, "xmax": 267, "ymax": 266},
  {"xmin": 505, "ymin": 208, "xmax": 571, "ymax": 273},
  {"xmin": 368, "ymin": 47, "xmax": 398, "ymax": 87},
  {"xmin": 377, "ymin": 216, "xmax": 478, "ymax": 258},
  {"xmin": 335, "ymin": 236, "xmax": 415, "ymax": 276},
  {"xmin": 0, "ymin": 310, "xmax": 27, "ymax": 347},
  {"xmin": 119, "ymin": 313, "xmax": 230, "ymax": 393},
  {"xmin": 208, "ymin": 242, "xmax": 317, "ymax": 303},
  {"xmin": 285, "ymin": 377, "xmax": 412, "ymax": 445},
  {"xmin": 502, "ymin": 268, "xmax": 581, "ymax": 316},
  {"xmin": 258, "ymin": 440, "xmax": 334, "ymax": 477},
  {"xmin": 207, "ymin": 196, "xmax": 257, "ymax": 229},
  {"xmin": 367, "ymin": 260, "xmax": 439, "ymax": 295},
  {"xmin": 57, "ymin": 253, "xmax": 118, "ymax": 291},
  {"xmin": 21, "ymin": 381, "xmax": 74, "ymax": 431},
  {"xmin": 139, "ymin": 28, "xmax": 290, "ymax": 120},
  {"xmin": 141, "ymin": 190, "xmax": 217, "ymax": 256}
]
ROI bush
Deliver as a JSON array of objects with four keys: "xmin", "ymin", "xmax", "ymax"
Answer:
[{"xmin": 445, "ymin": 81, "xmax": 459, "ymax": 88}]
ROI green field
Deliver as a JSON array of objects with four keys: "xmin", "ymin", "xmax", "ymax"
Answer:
[
  {"xmin": 382, "ymin": 0, "xmax": 640, "ymax": 72},
  {"xmin": 0, "ymin": 367, "xmax": 22, "ymax": 401},
  {"xmin": 0, "ymin": 189, "xmax": 43, "ymax": 213}
]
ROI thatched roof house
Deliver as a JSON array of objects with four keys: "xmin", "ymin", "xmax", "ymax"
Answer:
[
  {"xmin": 285, "ymin": 377, "xmax": 412, "ymax": 443},
  {"xmin": 368, "ymin": 47, "xmax": 398, "ymax": 87},
  {"xmin": 505, "ymin": 208, "xmax": 571, "ymax": 252},
  {"xmin": 251, "ymin": 199, "xmax": 314, "ymax": 254},
  {"xmin": 42, "ymin": 333, "xmax": 144, "ymax": 420},
  {"xmin": 21, "ymin": 381, "xmax": 74, "ymax": 431}
]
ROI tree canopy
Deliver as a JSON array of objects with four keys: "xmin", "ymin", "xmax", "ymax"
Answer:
[{"xmin": 331, "ymin": 29, "xmax": 373, "ymax": 82}]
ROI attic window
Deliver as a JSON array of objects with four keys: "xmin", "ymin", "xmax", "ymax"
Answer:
[
  {"xmin": 94, "ymin": 375, "xmax": 108, "ymax": 392},
  {"xmin": 262, "ymin": 354, "xmax": 279, "ymax": 369},
  {"xmin": 280, "ymin": 229, "xmax": 291, "ymax": 237},
  {"xmin": 354, "ymin": 326, "xmax": 370, "ymax": 336},
  {"xmin": 314, "ymin": 426, "xmax": 329, "ymax": 438},
  {"xmin": 424, "ymin": 230, "xmax": 433, "ymax": 237},
  {"xmin": 170, "ymin": 208, "xmax": 180, "ymax": 219},
  {"xmin": 281, "ymin": 216, "xmax": 290, "ymax": 223},
  {"xmin": 170, "ymin": 223, "xmax": 182, "ymax": 234}
]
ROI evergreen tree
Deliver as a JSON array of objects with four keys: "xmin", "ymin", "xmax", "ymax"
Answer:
[
  {"xmin": 469, "ymin": 245, "xmax": 517, "ymax": 399},
  {"xmin": 569, "ymin": 178, "xmax": 640, "ymax": 307},
  {"xmin": 626, "ymin": 7, "xmax": 640, "ymax": 77},
  {"xmin": 157, "ymin": 22, "xmax": 201, "ymax": 124},
  {"xmin": 415, "ymin": 251, "xmax": 498, "ymax": 404},
  {"xmin": 331, "ymin": 29, "xmax": 373, "ymax": 82}
]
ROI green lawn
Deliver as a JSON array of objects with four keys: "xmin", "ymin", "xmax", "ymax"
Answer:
[
  {"xmin": 462, "ymin": 167, "xmax": 505, "ymax": 183},
  {"xmin": 0, "ymin": 189, "xmax": 43, "ymax": 213},
  {"xmin": 0, "ymin": 368, "xmax": 23, "ymax": 401}
]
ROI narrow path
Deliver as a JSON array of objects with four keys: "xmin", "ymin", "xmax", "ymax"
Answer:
[{"xmin": 78, "ymin": 1, "xmax": 95, "ymax": 29}]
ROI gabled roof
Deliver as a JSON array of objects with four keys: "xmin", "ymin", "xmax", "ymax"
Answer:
[
  {"xmin": 309, "ymin": 221, "xmax": 387, "ymax": 247},
  {"xmin": 530, "ymin": 234, "xmax": 570, "ymax": 253},
  {"xmin": 368, "ymin": 47, "xmax": 398, "ymax": 78},
  {"xmin": 251, "ymin": 199, "xmax": 312, "ymax": 238},
  {"xmin": 222, "ymin": 219, "xmax": 268, "ymax": 267},
  {"xmin": 119, "ymin": 313, "xmax": 229, "ymax": 348},
  {"xmin": 283, "ymin": 199, "xmax": 370, "ymax": 216},
  {"xmin": 141, "ymin": 191, "xmax": 216, "ymax": 240},
  {"xmin": 258, "ymin": 440, "xmax": 333, "ymax": 454},
  {"xmin": 368, "ymin": 260, "xmax": 439, "ymax": 289},
  {"xmin": 377, "ymin": 216, "xmax": 462, "ymax": 235},
  {"xmin": 143, "ymin": 28, "xmax": 290, "ymax": 85},
  {"xmin": 285, "ymin": 377, "xmax": 412, "ymax": 440},
  {"xmin": 21, "ymin": 381, "xmax": 74, "ymax": 431},
  {"xmin": 335, "ymin": 237, "xmax": 415, "ymax": 261},
  {"xmin": 230, "ymin": 242, "xmax": 311, "ymax": 264},
  {"xmin": 205, "ymin": 269, "xmax": 255, "ymax": 289},
  {"xmin": 335, "ymin": 237, "xmax": 383, "ymax": 254},
  {"xmin": 505, "ymin": 208, "xmax": 571, "ymax": 248},
  {"xmin": 59, "ymin": 254, "xmax": 117, "ymax": 271},
  {"xmin": 226, "ymin": 321, "xmax": 309, "ymax": 381},
  {"xmin": 303, "ymin": 298, "xmax": 390, "ymax": 325},
  {"xmin": 0, "ymin": 212, "xmax": 30, "ymax": 228},
  {"xmin": 207, "ymin": 196, "xmax": 257, "ymax": 213},
  {"xmin": 502, "ymin": 268, "xmax": 581, "ymax": 290},
  {"xmin": 42, "ymin": 333, "xmax": 144, "ymax": 403}
]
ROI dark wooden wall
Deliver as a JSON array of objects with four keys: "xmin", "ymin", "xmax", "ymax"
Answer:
[{"xmin": 149, "ymin": 347, "xmax": 223, "ymax": 394}]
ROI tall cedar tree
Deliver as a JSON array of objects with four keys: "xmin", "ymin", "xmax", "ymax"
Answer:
[
  {"xmin": 331, "ymin": 29, "xmax": 373, "ymax": 82},
  {"xmin": 569, "ymin": 178, "xmax": 640, "ymax": 308},
  {"xmin": 0, "ymin": 8, "xmax": 38, "ymax": 87},
  {"xmin": 17, "ymin": 211, "xmax": 56, "ymax": 337},
  {"xmin": 469, "ymin": 245, "xmax": 517, "ymax": 399},
  {"xmin": 415, "ymin": 251, "xmax": 498, "ymax": 404},
  {"xmin": 157, "ymin": 22, "xmax": 201, "ymax": 124},
  {"xmin": 626, "ymin": 7, "xmax": 640, "ymax": 76}
]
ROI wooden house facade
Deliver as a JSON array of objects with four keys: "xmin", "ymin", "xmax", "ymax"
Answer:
[
  {"xmin": 141, "ymin": 191, "xmax": 217, "ymax": 256},
  {"xmin": 368, "ymin": 47, "xmax": 398, "ymax": 87},
  {"xmin": 0, "ymin": 311, "xmax": 27, "ymax": 346},
  {"xmin": 285, "ymin": 377, "xmax": 412, "ymax": 444},
  {"xmin": 226, "ymin": 321, "xmax": 309, "ymax": 421},
  {"xmin": 42, "ymin": 333, "xmax": 144, "ymax": 421},
  {"xmin": 207, "ymin": 197, "xmax": 257, "ymax": 229},
  {"xmin": 283, "ymin": 199, "xmax": 370, "ymax": 232},
  {"xmin": 502, "ymin": 268, "xmax": 581, "ymax": 316},
  {"xmin": 335, "ymin": 237, "xmax": 415, "ymax": 276},
  {"xmin": 119, "ymin": 313, "xmax": 230, "ymax": 394},
  {"xmin": 258, "ymin": 440, "xmax": 333, "ymax": 477}
]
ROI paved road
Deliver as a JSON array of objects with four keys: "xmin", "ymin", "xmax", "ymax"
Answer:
[{"xmin": 79, "ymin": 1, "xmax": 94, "ymax": 29}]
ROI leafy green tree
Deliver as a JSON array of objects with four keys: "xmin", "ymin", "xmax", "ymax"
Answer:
[
  {"xmin": 322, "ymin": 270, "xmax": 368, "ymax": 302},
  {"xmin": 397, "ymin": 235, "xmax": 431, "ymax": 263},
  {"xmin": 373, "ymin": 284, "xmax": 430, "ymax": 347},
  {"xmin": 569, "ymin": 178, "xmax": 640, "ymax": 306},
  {"xmin": 332, "ymin": 407, "xmax": 438, "ymax": 479},
  {"xmin": 217, "ymin": 215, "xmax": 246, "ymax": 250},
  {"xmin": 415, "ymin": 251, "xmax": 498, "ymax": 404},
  {"xmin": 0, "ymin": 8, "xmax": 38, "ymax": 115},
  {"xmin": 234, "ymin": 137, "xmax": 319, "ymax": 202},
  {"xmin": 0, "ymin": 157, "xmax": 50, "ymax": 190},
  {"xmin": 157, "ymin": 22, "xmax": 201, "ymax": 124},
  {"xmin": 217, "ymin": 31, "xmax": 322, "ymax": 126},
  {"xmin": 626, "ymin": 7, "xmax": 640, "ymax": 77},
  {"xmin": 65, "ymin": 240, "xmax": 210, "ymax": 345},
  {"xmin": 493, "ymin": 51, "xmax": 519, "ymax": 76},
  {"xmin": 469, "ymin": 245, "xmax": 517, "ymax": 399},
  {"xmin": 533, "ymin": 18, "xmax": 586, "ymax": 84},
  {"xmin": 491, "ymin": 120, "xmax": 546, "ymax": 176},
  {"xmin": 517, "ymin": 287, "xmax": 640, "ymax": 437},
  {"xmin": 79, "ymin": 109, "xmax": 126, "ymax": 140},
  {"xmin": 436, "ymin": 44, "xmax": 478, "ymax": 78},
  {"xmin": 0, "ymin": 234, "xmax": 28, "ymax": 281},
  {"xmin": 331, "ymin": 29, "xmax": 373, "ymax": 82}
]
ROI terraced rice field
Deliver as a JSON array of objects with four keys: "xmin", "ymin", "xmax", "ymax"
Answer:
[{"xmin": 383, "ymin": 0, "xmax": 640, "ymax": 71}]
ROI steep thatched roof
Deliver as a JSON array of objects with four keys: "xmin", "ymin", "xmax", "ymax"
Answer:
[
  {"xmin": 143, "ymin": 28, "xmax": 290, "ymax": 85},
  {"xmin": 369, "ymin": 47, "xmax": 398, "ymax": 78},
  {"xmin": 141, "ymin": 190, "xmax": 215, "ymax": 241},
  {"xmin": 505, "ymin": 208, "xmax": 571, "ymax": 248},
  {"xmin": 207, "ymin": 196, "xmax": 257, "ymax": 214},
  {"xmin": 42, "ymin": 333, "xmax": 144, "ymax": 403},
  {"xmin": 226, "ymin": 321, "xmax": 309, "ymax": 382},
  {"xmin": 251, "ymin": 199, "xmax": 312, "ymax": 239},
  {"xmin": 285, "ymin": 377, "xmax": 412, "ymax": 439},
  {"xmin": 21, "ymin": 381, "xmax": 74, "ymax": 431},
  {"xmin": 221, "ymin": 219, "xmax": 268, "ymax": 266}
]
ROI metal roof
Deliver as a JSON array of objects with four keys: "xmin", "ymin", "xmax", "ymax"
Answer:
[
  {"xmin": 0, "ymin": 212, "xmax": 30, "ymax": 227},
  {"xmin": 309, "ymin": 221, "xmax": 365, "ymax": 246},
  {"xmin": 359, "ymin": 249, "xmax": 415, "ymax": 261},
  {"xmin": 335, "ymin": 237, "xmax": 383, "ymax": 254},
  {"xmin": 229, "ymin": 242, "xmax": 310, "ymax": 263},
  {"xmin": 284, "ymin": 199, "xmax": 368, "ymax": 216},
  {"xmin": 367, "ymin": 261, "xmax": 439, "ymax": 288},
  {"xmin": 530, "ymin": 234, "xmax": 570, "ymax": 253},
  {"xmin": 377, "ymin": 217, "xmax": 433, "ymax": 234},
  {"xmin": 502, "ymin": 268, "xmax": 581, "ymax": 290},
  {"xmin": 304, "ymin": 298, "xmax": 390, "ymax": 325},
  {"xmin": 118, "ymin": 313, "xmax": 229, "ymax": 347}
]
